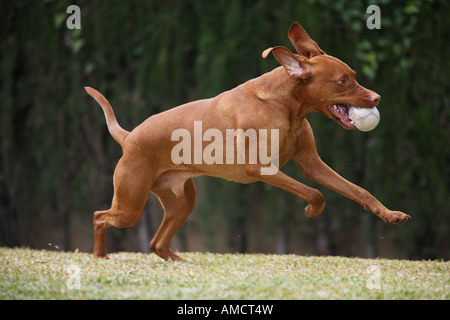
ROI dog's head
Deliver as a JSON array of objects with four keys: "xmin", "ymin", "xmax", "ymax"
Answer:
[{"xmin": 263, "ymin": 22, "xmax": 380, "ymax": 130}]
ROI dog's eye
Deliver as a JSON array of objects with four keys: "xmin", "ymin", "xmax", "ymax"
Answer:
[{"xmin": 338, "ymin": 78, "xmax": 346, "ymax": 86}]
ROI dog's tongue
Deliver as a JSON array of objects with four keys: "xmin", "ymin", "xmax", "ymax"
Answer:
[
  {"xmin": 337, "ymin": 104, "xmax": 348, "ymax": 116},
  {"xmin": 337, "ymin": 104, "xmax": 355, "ymax": 129}
]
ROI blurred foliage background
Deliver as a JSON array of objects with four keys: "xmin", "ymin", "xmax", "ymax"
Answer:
[{"xmin": 1, "ymin": 0, "xmax": 448, "ymax": 260}]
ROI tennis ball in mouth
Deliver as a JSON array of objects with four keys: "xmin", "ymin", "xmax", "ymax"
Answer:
[{"xmin": 348, "ymin": 106, "xmax": 380, "ymax": 132}]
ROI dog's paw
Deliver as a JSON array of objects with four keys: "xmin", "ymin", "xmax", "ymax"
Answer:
[
  {"xmin": 376, "ymin": 209, "xmax": 411, "ymax": 224},
  {"xmin": 93, "ymin": 253, "xmax": 110, "ymax": 260},
  {"xmin": 304, "ymin": 203, "xmax": 325, "ymax": 217}
]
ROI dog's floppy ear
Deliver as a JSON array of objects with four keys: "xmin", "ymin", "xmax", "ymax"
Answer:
[
  {"xmin": 262, "ymin": 46, "xmax": 314, "ymax": 79},
  {"xmin": 288, "ymin": 22, "xmax": 325, "ymax": 58}
]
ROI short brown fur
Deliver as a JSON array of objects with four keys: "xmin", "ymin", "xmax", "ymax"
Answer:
[{"xmin": 86, "ymin": 22, "xmax": 409, "ymax": 260}]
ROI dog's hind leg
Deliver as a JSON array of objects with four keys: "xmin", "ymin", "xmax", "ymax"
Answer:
[
  {"xmin": 93, "ymin": 156, "xmax": 155, "ymax": 259},
  {"xmin": 150, "ymin": 178, "xmax": 197, "ymax": 261}
]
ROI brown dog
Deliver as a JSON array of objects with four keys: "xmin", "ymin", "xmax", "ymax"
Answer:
[{"xmin": 86, "ymin": 22, "xmax": 410, "ymax": 261}]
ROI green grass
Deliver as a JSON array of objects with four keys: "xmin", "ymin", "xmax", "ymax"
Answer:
[{"xmin": 0, "ymin": 247, "xmax": 448, "ymax": 300}]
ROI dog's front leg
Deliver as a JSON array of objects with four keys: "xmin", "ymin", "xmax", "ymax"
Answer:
[
  {"xmin": 292, "ymin": 123, "xmax": 410, "ymax": 224},
  {"xmin": 297, "ymin": 156, "xmax": 410, "ymax": 224},
  {"xmin": 245, "ymin": 164, "xmax": 325, "ymax": 217}
]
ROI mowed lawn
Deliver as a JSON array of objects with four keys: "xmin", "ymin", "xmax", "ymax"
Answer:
[{"xmin": 0, "ymin": 247, "xmax": 448, "ymax": 300}]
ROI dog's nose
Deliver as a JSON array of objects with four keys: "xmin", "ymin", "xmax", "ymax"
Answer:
[{"xmin": 371, "ymin": 93, "xmax": 381, "ymax": 105}]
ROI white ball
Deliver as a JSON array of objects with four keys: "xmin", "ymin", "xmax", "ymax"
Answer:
[{"xmin": 348, "ymin": 106, "xmax": 380, "ymax": 132}]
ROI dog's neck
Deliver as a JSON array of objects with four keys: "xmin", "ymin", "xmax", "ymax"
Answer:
[{"xmin": 247, "ymin": 67, "xmax": 313, "ymax": 124}]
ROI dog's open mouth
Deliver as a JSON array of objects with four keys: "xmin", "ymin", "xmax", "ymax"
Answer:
[{"xmin": 328, "ymin": 104, "xmax": 357, "ymax": 130}]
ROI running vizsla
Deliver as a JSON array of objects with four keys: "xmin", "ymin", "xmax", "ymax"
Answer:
[{"xmin": 85, "ymin": 22, "xmax": 410, "ymax": 261}]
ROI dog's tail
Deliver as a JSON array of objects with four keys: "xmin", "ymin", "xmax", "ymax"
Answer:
[{"xmin": 84, "ymin": 87, "xmax": 129, "ymax": 146}]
